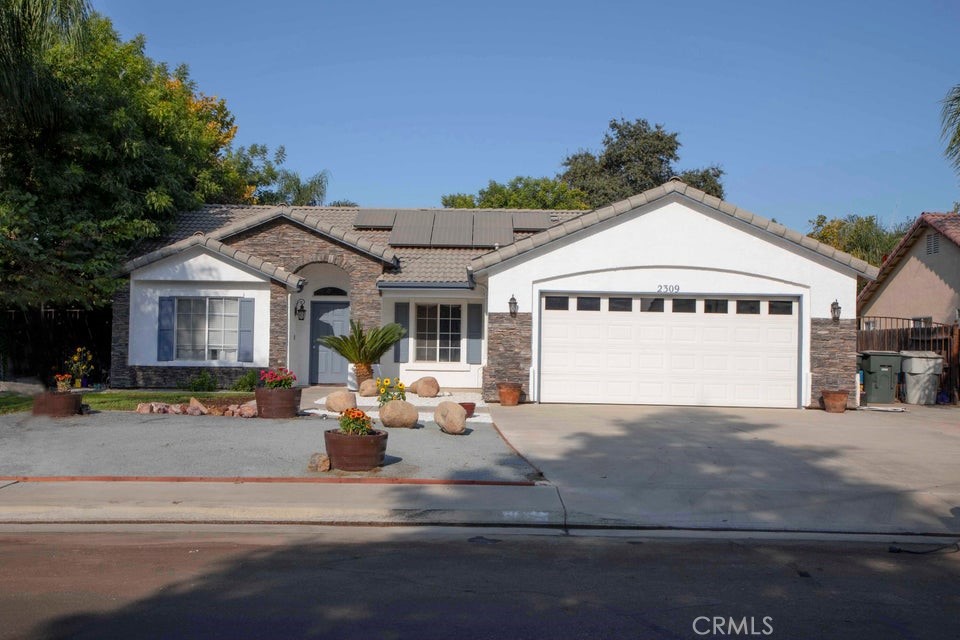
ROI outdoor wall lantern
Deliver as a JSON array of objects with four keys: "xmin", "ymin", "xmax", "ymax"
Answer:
[
  {"xmin": 295, "ymin": 298, "xmax": 306, "ymax": 321},
  {"xmin": 508, "ymin": 295, "xmax": 518, "ymax": 317},
  {"xmin": 830, "ymin": 299, "xmax": 841, "ymax": 322}
]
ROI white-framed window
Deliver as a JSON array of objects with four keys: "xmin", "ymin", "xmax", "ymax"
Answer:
[
  {"xmin": 415, "ymin": 303, "xmax": 462, "ymax": 362},
  {"xmin": 176, "ymin": 297, "xmax": 240, "ymax": 361}
]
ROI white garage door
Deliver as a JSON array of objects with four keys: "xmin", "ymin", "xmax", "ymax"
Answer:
[{"xmin": 539, "ymin": 294, "xmax": 799, "ymax": 408}]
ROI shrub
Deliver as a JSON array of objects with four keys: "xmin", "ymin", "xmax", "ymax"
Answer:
[
  {"xmin": 184, "ymin": 370, "xmax": 217, "ymax": 392},
  {"xmin": 231, "ymin": 370, "xmax": 258, "ymax": 392}
]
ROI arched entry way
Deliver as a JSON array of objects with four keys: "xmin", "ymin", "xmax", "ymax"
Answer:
[{"xmin": 292, "ymin": 263, "xmax": 351, "ymax": 385}]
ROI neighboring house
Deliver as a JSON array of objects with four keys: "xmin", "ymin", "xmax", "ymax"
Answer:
[
  {"xmin": 857, "ymin": 213, "xmax": 960, "ymax": 326},
  {"xmin": 111, "ymin": 180, "xmax": 878, "ymax": 408}
]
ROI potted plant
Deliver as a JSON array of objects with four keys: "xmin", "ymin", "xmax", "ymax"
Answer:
[
  {"xmin": 324, "ymin": 407, "xmax": 388, "ymax": 470},
  {"xmin": 318, "ymin": 321, "xmax": 406, "ymax": 388},
  {"xmin": 255, "ymin": 367, "xmax": 301, "ymax": 418},
  {"xmin": 33, "ymin": 373, "xmax": 82, "ymax": 417},
  {"xmin": 496, "ymin": 381, "xmax": 523, "ymax": 406}
]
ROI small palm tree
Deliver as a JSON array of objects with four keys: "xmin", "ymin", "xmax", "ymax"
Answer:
[
  {"xmin": 319, "ymin": 321, "xmax": 405, "ymax": 385},
  {"xmin": 942, "ymin": 84, "xmax": 960, "ymax": 174}
]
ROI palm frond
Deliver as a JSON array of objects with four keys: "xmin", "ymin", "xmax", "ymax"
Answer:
[{"xmin": 319, "ymin": 321, "xmax": 405, "ymax": 365}]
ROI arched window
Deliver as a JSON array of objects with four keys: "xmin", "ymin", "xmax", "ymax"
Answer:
[{"xmin": 313, "ymin": 287, "xmax": 348, "ymax": 296}]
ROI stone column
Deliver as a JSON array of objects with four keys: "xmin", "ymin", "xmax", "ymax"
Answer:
[
  {"xmin": 483, "ymin": 312, "xmax": 532, "ymax": 402},
  {"xmin": 810, "ymin": 318, "xmax": 858, "ymax": 407}
]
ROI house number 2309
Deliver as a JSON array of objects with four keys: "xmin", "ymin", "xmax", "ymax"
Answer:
[{"xmin": 657, "ymin": 284, "xmax": 680, "ymax": 293}]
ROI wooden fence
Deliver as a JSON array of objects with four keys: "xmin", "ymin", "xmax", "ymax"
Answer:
[{"xmin": 857, "ymin": 317, "xmax": 959, "ymax": 402}]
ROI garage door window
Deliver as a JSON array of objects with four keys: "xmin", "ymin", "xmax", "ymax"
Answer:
[
  {"xmin": 577, "ymin": 297, "xmax": 601, "ymax": 311},
  {"xmin": 768, "ymin": 301, "xmax": 793, "ymax": 315},
  {"xmin": 737, "ymin": 300, "xmax": 760, "ymax": 314},
  {"xmin": 672, "ymin": 298, "xmax": 696, "ymax": 313},
  {"xmin": 640, "ymin": 297, "xmax": 664, "ymax": 312},
  {"xmin": 544, "ymin": 296, "xmax": 568, "ymax": 311},
  {"xmin": 609, "ymin": 297, "xmax": 632, "ymax": 312},
  {"xmin": 704, "ymin": 299, "xmax": 728, "ymax": 314}
]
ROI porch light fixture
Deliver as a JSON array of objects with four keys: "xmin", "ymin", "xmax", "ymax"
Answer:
[
  {"xmin": 295, "ymin": 298, "xmax": 306, "ymax": 321},
  {"xmin": 830, "ymin": 299, "xmax": 841, "ymax": 322},
  {"xmin": 508, "ymin": 295, "xmax": 518, "ymax": 317}
]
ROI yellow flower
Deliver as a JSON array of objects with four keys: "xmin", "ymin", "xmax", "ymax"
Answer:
[
  {"xmin": 375, "ymin": 377, "xmax": 381, "ymax": 386},
  {"xmin": 379, "ymin": 387, "xmax": 386, "ymax": 395},
  {"xmin": 398, "ymin": 383, "xmax": 405, "ymax": 390}
]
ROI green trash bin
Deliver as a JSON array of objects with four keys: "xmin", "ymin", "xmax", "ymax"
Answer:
[
  {"xmin": 860, "ymin": 351, "xmax": 901, "ymax": 404},
  {"xmin": 899, "ymin": 351, "xmax": 943, "ymax": 405}
]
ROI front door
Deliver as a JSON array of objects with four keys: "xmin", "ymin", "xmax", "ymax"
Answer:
[{"xmin": 309, "ymin": 301, "xmax": 350, "ymax": 384}]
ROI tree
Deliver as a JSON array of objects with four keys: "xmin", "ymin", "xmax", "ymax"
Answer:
[
  {"xmin": 328, "ymin": 199, "xmax": 359, "ymax": 207},
  {"xmin": 0, "ymin": 0, "xmax": 90, "ymax": 131},
  {"xmin": 807, "ymin": 214, "xmax": 909, "ymax": 267},
  {"xmin": 441, "ymin": 176, "xmax": 590, "ymax": 210},
  {"xmin": 273, "ymin": 169, "xmax": 329, "ymax": 206},
  {"xmin": 0, "ymin": 14, "xmax": 240, "ymax": 307},
  {"xmin": 941, "ymin": 84, "xmax": 960, "ymax": 174},
  {"xmin": 560, "ymin": 118, "xmax": 724, "ymax": 208}
]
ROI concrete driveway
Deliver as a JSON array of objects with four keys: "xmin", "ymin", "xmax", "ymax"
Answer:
[{"xmin": 491, "ymin": 403, "xmax": 960, "ymax": 535}]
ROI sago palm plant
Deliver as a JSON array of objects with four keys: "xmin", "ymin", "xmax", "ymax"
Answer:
[{"xmin": 318, "ymin": 321, "xmax": 405, "ymax": 385}]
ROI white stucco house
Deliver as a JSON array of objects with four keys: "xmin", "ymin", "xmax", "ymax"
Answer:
[{"xmin": 111, "ymin": 179, "xmax": 878, "ymax": 408}]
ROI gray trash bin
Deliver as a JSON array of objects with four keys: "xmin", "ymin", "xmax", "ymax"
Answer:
[
  {"xmin": 898, "ymin": 351, "xmax": 943, "ymax": 405},
  {"xmin": 860, "ymin": 351, "xmax": 901, "ymax": 404}
]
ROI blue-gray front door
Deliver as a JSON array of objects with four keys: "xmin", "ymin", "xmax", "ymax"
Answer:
[{"xmin": 309, "ymin": 301, "xmax": 350, "ymax": 384}]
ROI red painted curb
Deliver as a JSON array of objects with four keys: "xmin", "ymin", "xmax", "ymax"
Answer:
[{"xmin": 0, "ymin": 476, "xmax": 536, "ymax": 486}]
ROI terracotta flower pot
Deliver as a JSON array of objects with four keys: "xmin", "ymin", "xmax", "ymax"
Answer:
[
  {"xmin": 324, "ymin": 429, "xmax": 388, "ymax": 471},
  {"xmin": 496, "ymin": 382, "xmax": 522, "ymax": 406},
  {"xmin": 821, "ymin": 389, "xmax": 849, "ymax": 413},
  {"xmin": 32, "ymin": 392, "xmax": 83, "ymax": 417},
  {"xmin": 255, "ymin": 387, "xmax": 302, "ymax": 419},
  {"xmin": 458, "ymin": 402, "xmax": 476, "ymax": 418}
]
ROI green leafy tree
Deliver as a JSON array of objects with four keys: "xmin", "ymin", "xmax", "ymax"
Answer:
[
  {"xmin": 0, "ymin": 13, "xmax": 240, "ymax": 307},
  {"xmin": 560, "ymin": 118, "xmax": 724, "ymax": 208},
  {"xmin": 941, "ymin": 84, "xmax": 960, "ymax": 175},
  {"xmin": 807, "ymin": 214, "xmax": 909, "ymax": 267},
  {"xmin": 441, "ymin": 176, "xmax": 589, "ymax": 210},
  {"xmin": 328, "ymin": 199, "xmax": 359, "ymax": 207}
]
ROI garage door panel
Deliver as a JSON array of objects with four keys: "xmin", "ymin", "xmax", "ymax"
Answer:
[{"xmin": 540, "ymin": 294, "xmax": 799, "ymax": 408}]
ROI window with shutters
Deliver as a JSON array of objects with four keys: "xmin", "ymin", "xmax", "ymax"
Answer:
[
  {"xmin": 175, "ymin": 297, "xmax": 240, "ymax": 361},
  {"xmin": 415, "ymin": 304, "xmax": 462, "ymax": 362}
]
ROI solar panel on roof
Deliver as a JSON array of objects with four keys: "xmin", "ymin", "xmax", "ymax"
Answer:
[
  {"xmin": 354, "ymin": 209, "xmax": 397, "ymax": 229},
  {"xmin": 389, "ymin": 210, "xmax": 436, "ymax": 246},
  {"xmin": 512, "ymin": 211, "xmax": 554, "ymax": 231},
  {"xmin": 431, "ymin": 211, "xmax": 474, "ymax": 246},
  {"xmin": 472, "ymin": 211, "xmax": 514, "ymax": 247}
]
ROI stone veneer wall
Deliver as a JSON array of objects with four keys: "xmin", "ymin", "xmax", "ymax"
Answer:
[
  {"xmin": 810, "ymin": 318, "xmax": 858, "ymax": 407},
  {"xmin": 482, "ymin": 312, "xmax": 532, "ymax": 402},
  {"xmin": 110, "ymin": 219, "xmax": 388, "ymax": 388}
]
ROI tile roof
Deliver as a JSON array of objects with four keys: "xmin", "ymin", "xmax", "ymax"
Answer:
[
  {"xmin": 857, "ymin": 212, "xmax": 960, "ymax": 310},
  {"xmin": 470, "ymin": 180, "xmax": 880, "ymax": 279},
  {"xmin": 129, "ymin": 204, "xmax": 582, "ymax": 287},
  {"xmin": 123, "ymin": 235, "xmax": 305, "ymax": 290}
]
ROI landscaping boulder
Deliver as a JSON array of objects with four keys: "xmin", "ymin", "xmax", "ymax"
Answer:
[
  {"xmin": 188, "ymin": 397, "xmax": 209, "ymax": 415},
  {"xmin": 308, "ymin": 453, "xmax": 331, "ymax": 472},
  {"xmin": 325, "ymin": 390, "xmax": 357, "ymax": 412},
  {"xmin": 434, "ymin": 401, "xmax": 466, "ymax": 435},
  {"xmin": 135, "ymin": 403, "xmax": 152, "ymax": 414},
  {"xmin": 410, "ymin": 376, "xmax": 440, "ymax": 398},
  {"xmin": 238, "ymin": 401, "xmax": 258, "ymax": 418},
  {"xmin": 379, "ymin": 399, "xmax": 419, "ymax": 428},
  {"xmin": 168, "ymin": 403, "xmax": 184, "ymax": 415},
  {"xmin": 358, "ymin": 378, "xmax": 379, "ymax": 397}
]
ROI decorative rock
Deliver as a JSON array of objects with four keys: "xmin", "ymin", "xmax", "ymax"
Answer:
[
  {"xmin": 135, "ymin": 403, "xmax": 153, "ymax": 414},
  {"xmin": 379, "ymin": 399, "xmax": 419, "ymax": 428},
  {"xmin": 151, "ymin": 402, "xmax": 168, "ymax": 414},
  {"xmin": 188, "ymin": 397, "xmax": 209, "ymax": 415},
  {"xmin": 208, "ymin": 406, "xmax": 224, "ymax": 416},
  {"xmin": 411, "ymin": 376, "xmax": 440, "ymax": 398},
  {"xmin": 238, "ymin": 403, "xmax": 258, "ymax": 418},
  {"xmin": 185, "ymin": 405, "xmax": 202, "ymax": 416},
  {"xmin": 434, "ymin": 400, "xmax": 467, "ymax": 435},
  {"xmin": 308, "ymin": 453, "xmax": 331, "ymax": 472},
  {"xmin": 168, "ymin": 403, "xmax": 184, "ymax": 415},
  {"xmin": 224, "ymin": 409, "xmax": 234, "ymax": 417},
  {"xmin": 358, "ymin": 378, "xmax": 379, "ymax": 397},
  {"xmin": 325, "ymin": 390, "xmax": 358, "ymax": 412}
]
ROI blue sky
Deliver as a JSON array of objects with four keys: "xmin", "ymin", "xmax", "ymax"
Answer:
[{"xmin": 93, "ymin": 0, "xmax": 959, "ymax": 232}]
